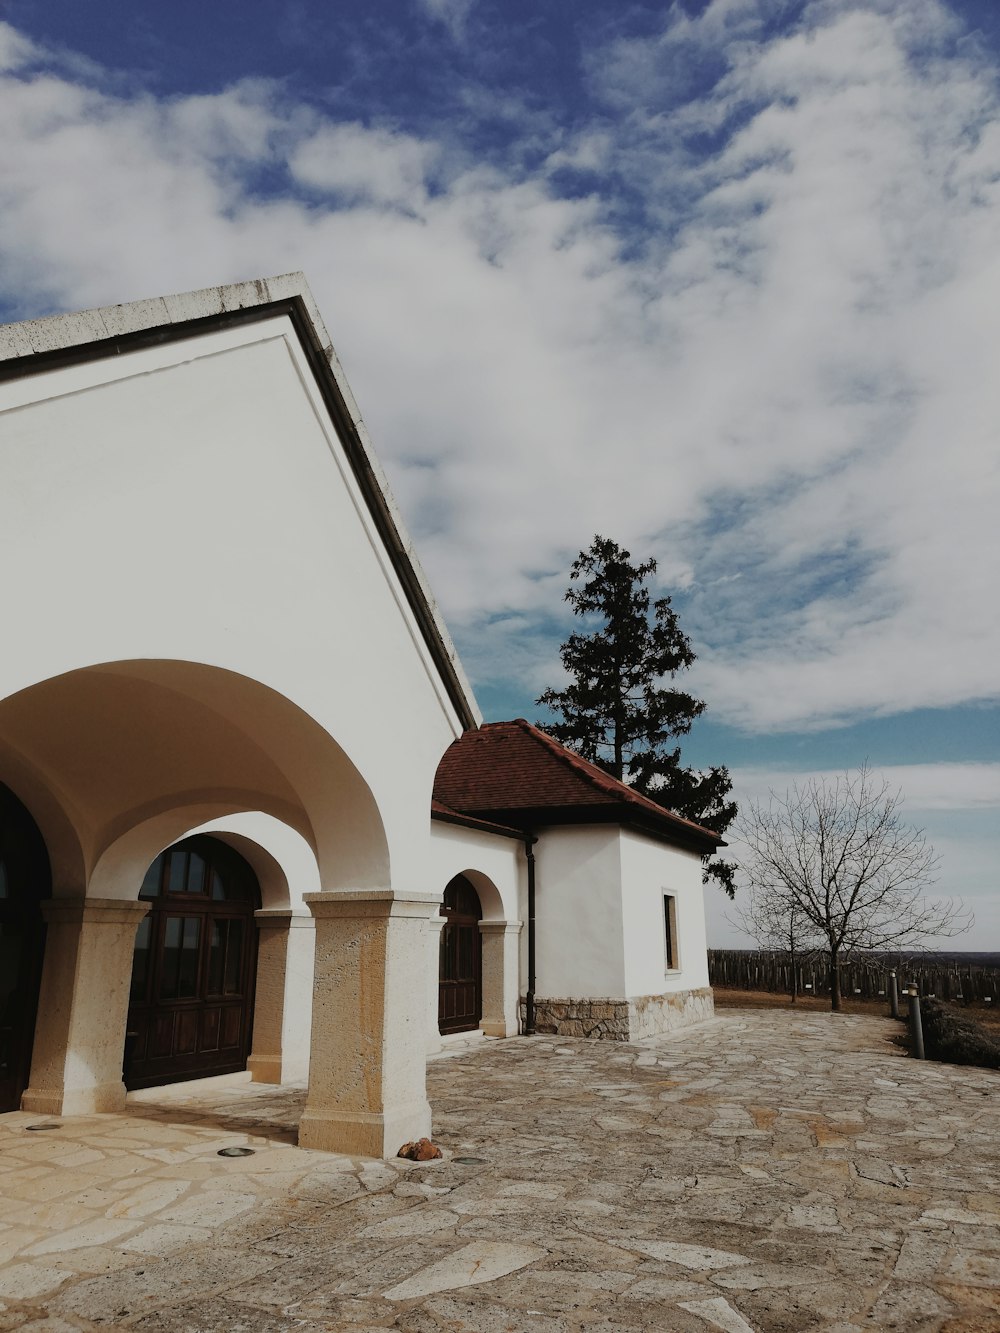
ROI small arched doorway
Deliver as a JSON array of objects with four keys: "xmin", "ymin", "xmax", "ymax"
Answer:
[
  {"xmin": 0, "ymin": 783, "xmax": 50, "ymax": 1113},
  {"xmin": 438, "ymin": 874, "xmax": 482, "ymax": 1035},
  {"xmin": 125, "ymin": 835, "xmax": 260, "ymax": 1090}
]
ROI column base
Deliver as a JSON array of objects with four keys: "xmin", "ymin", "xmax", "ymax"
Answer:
[
  {"xmin": 298, "ymin": 1099, "xmax": 432, "ymax": 1159},
  {"xmin": 247, "ymin": 1055, "xmax": 283, "ymax": 1084},
  {"xmin": 22, "ymin": 1080, "xmax": 127, "ymax": 1116},
  {"xmin": 480, "ymin": 1020, "xmax": 514, "ymax": 1037}
]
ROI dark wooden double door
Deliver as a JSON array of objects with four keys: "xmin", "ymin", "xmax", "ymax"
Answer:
[
  {"xmin": 438, "ymin": 874, "xmax": 482, "ymax": 1035},
  {"xmin": 126, "ymin": 836, "xmax": 259, "ymax": 1090},
  {"xmin": 0, "ymin": 783, "xmax": 49, "ymax": 1113}
]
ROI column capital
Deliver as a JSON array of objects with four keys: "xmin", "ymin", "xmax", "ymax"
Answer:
[
  {"xmin": 479, "ymin": 920, "xmax": 522, "ymax": 937},
  {"xmin": 254, "ymin": 908, "xmax": 314, "ymax": 929},
  {"xmin": 41, "ymin": 897, "xmax": 150, "ymax": 926},
  {"xmin": 304, "ymin": 890, "xmax": 440, "ymax": 921}
]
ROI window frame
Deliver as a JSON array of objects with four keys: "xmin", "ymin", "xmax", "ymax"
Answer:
[{"xmin": 663, "ymin": 892, "xmax": 680, "ymax": 972}]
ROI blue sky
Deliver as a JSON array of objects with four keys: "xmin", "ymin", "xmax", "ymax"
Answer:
[{"xmin": 1, "ymin": 0, "xmax": 997, "ymax": 945}]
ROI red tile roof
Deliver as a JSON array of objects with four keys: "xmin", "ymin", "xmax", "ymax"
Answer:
[{"xmin": 433, "ymin": 719, "xmax": 721, "ymax": 853}]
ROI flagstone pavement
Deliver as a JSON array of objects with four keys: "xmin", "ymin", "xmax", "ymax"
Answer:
[{"xmin": 0, "ymin": 1009, "xmax": 998, "ymax": 1332}]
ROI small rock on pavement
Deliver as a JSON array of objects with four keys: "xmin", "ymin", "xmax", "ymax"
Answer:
[{"xmin": 397, "ymin": 1137, "xmax": 443, "ymax": 1161}]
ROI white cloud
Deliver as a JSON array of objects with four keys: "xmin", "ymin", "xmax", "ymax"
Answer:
[
  {"xmin": 0, "ymin": 20, "xmax": 38, "ymax": 71},
  {"xmin": 0, "ymin": 3, "xmax": 998, "ymax": 736},
  {"xmin": 416, "ymin": 0, "xmax": 477, "ymax": 41},
  {"xmin": 731, "ymin": 762, "xmax": 1000, "ymax": 813},
  {"xmin": 290, "ymin": 123, "xmax": 439, "ymax": 209}
]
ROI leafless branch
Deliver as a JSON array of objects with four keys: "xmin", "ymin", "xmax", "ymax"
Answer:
[{"xmin": 732, "ymin": 765, "xmax": 972, "ymax": 1010}]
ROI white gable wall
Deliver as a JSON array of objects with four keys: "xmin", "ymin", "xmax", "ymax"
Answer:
[{"xmin": 1, "ymin": 316, "xmax": 464, "ymax": 893}]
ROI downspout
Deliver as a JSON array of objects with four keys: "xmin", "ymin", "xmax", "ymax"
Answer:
[
  {"xmin": 524, "ymin": 833, "xmax": 537, "ymax": 1035},
  {"xmin": 525, "ymin": 831, "xmax": 541, "ymax": 1029}
]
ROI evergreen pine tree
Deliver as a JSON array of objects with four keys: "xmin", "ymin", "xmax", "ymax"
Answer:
[{"xmin": 536, "ymin": 535, "xmax": 737, "ymax": 895}]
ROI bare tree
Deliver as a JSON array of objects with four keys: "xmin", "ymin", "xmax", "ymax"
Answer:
[
  {"xmin": 734, "ymin": 766, "xmax": 971, "ymax": 1011},
  {"xmin": 729, "ymin": 882, "xmax": 819, "ymax": 1002}
]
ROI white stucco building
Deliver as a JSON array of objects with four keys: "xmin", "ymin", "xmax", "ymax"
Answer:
[{"xmin": 0, "ymin": 275, "xmax": 719, "ymax": 1158}]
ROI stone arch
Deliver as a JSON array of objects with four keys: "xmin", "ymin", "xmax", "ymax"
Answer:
[
  {"xmin": 125, "ymin": 833, "xmax": 262, "ymax": 1090},
  {"xmin": 4, "ymin": 660, "xmax": 390, "ymax": 1117},
  {"xmin": 98, "ymin": 813, "xmax": 320, "ymax": 1090},
  {"xmin": 0, "ymin": 659, "xmax": 389, "ymax": 893},
  {"xmin": 454, "ymin": 867, "xmax": 506, "ymax": 923},
  {"xmin": 434, "ymin": 868, "xmax": 520, "ymax": 1041}
]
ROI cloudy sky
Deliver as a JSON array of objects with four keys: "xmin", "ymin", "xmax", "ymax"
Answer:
[{"xmin": 1, "ymin": 0, "xmax": 997, "ymax": 946}]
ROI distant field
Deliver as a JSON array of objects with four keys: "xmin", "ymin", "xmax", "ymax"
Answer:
[{"xmin": 713, "ymin": 986, "xmax": 1000, "ymax": 1037}]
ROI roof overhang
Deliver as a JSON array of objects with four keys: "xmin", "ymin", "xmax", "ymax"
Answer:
[{"xmin": 451, "ymin": 803, "xmax": 722, "ymax": 855}]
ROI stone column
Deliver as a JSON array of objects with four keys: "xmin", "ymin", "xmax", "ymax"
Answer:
[
  {"xmin": 426, "ymin": 913, "xmax": 446, "ymax": 1055},
  {"xmin": 480, "ymin": 921, "xmax": 522, "ymax": 1037},
  {"xmin": 298, "ymin": 890, "xmax": 438, "ymax": 1158},
  {"xmin": 22, "ymin": 898, "xmax": 150, "ymax": 1116},
  {"xmin": 248, "ymin": 908, "xmax": 315, "ymax": 1085}
]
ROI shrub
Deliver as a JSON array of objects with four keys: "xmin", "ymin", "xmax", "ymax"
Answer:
[{"xmin": 919, "ymin": 998, "xmax": 1000, "ymax": 1069}]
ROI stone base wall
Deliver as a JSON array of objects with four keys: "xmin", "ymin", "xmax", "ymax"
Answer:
[
  {"xmin": 628, "ymin": 986, "xmax": 715, "ymax": 1041},
  {"xmin": 523, "ymin": 988, "xmax": 715, "ymax": 1042}
]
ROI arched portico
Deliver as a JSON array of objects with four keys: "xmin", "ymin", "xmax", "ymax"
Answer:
[
  {"xmin": 430, "ymin": 867, "xmax": 521, "ymax": 1045},
  {"xmin": 0, "ymin": 660, "xmax": 434, "ymax": 1156}
]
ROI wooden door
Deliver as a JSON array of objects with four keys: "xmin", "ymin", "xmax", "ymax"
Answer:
[
  {"xmin": 438, "ymin": 874, "xmax": 482, "ymax": 1035},
  {"xmin": 125, "ymin": 836, "xmax": 259, "ymax": 1090},
  {"xmin": 0, "ymin": 784, "xmax": 49, "ymax": 1113}
]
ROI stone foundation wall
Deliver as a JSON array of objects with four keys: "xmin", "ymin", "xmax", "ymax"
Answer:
[
  {"xmin": 523, "ymin": 987, "xmax": 715, "ymax": 1042},
  {"xmin": 627, "ymin": 986, "xmax": 715, "ymax": 1040}
]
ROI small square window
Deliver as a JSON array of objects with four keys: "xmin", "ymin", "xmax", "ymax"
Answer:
[{"xmin": 663, "ymin": 894, "xmax": 679, "ymax": 971}]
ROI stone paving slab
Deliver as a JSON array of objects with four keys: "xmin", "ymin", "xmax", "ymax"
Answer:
[{"xmin": 0, "ymin": 1010, "xmax": 998, "ymax": 1331}]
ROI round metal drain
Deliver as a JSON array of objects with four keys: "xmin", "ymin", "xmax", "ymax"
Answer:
[
  {"xmin": 452, "ymin": 1156, "xmax": 486, "ymax": 1165},
  {"xmin": 26, "ymin": 1122, "xmax": 61, "ymax": 1131},
  {"xmin": 217, "ymin": 1146, "xmax": 255, "ymax": 1158}
]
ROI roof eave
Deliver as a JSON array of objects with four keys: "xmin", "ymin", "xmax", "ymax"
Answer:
[{"xmin": 451, "ymin": 802, "xmax": 721, "ymax": 854}]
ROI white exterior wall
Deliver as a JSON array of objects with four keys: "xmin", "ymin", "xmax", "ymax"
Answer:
[
  {"xmin": 529, "ymin": 825, "xmax": 626, "ymax": 999},
  {"xmin": 427, "ymin": 822, "xmax": 523, "ymax": 921},
  {"xmin": 0, "ymin": 315, "xmax": 466, "ymax": 892},
  {"xmin": 617, "ymin": 828, "xmax": 710, "ymax": 997}
]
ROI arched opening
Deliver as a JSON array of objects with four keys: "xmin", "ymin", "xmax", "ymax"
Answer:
[
  {"xmin": 0, "ymin": 782, "xmax": 51, "ymax": 1112},
  {"xmin": 438, "ymin": 873, "xmax": 483, "ymax": 1035},
  {"xmin": 125, "ymin": 835, "xmax": 261, "ymax": 1090}
]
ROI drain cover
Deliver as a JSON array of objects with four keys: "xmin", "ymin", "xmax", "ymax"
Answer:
[
  {"xmin": 452, "ymin": 1156, "xmax": 486, "ymax": 1165},
  {"xmin": 217, "ymin": 1146, "xmax": 255, "ymax": 1158},
  {"xmin": 26, "ymin": 1122, "xmax": 61, "ymax": 1131}
]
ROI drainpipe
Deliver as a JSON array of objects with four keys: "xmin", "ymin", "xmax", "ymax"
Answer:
[{"xmin": 524, "ymin": 833, "xmax": 537, "ymax": 1035}]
